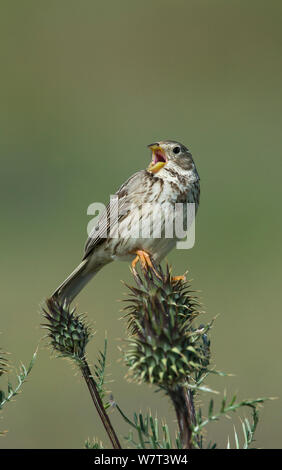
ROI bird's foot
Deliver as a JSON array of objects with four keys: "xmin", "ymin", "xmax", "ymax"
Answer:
[
  {"xmin": 171, "ymin": 275, "xmax": 186, "ymax": 283},
  {"xmin": 131, "ymin": 250, "xmax": 161, "ymax": 278}
]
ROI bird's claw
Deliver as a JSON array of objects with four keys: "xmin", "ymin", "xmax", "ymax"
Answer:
[
  {"xmin": 171, "ymin": 275, "xmax": 186, "ymax": 283},
  {"xmin": 131, "ymin": 250, "xmax": 161, "ymax": 278}
]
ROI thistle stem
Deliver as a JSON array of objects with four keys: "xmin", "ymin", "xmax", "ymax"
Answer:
[
  {"xmin": 169, "ymin": 385, "xmax": 196, "ymax": 449},
  {"xmin": 80, "ymin": 358, "xmax": 121, "ymax": 449}
]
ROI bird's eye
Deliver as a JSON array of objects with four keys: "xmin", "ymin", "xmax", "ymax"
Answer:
[{"xmin": 173, "ymin": 146, "xmax": 181, "ymax": 154}]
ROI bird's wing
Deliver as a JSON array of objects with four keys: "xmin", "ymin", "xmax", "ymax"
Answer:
[{"xmin": 83, "ymin": 171, "xmax": 145, "ymax": 259}]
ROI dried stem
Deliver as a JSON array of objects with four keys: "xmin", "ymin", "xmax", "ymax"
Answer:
[{"xmin": 80, "ymin": 357, "xmax": 121, "ymax": 449}]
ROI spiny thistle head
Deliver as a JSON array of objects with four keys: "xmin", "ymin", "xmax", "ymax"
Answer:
[
  {"xmin": 42, "ymin": 298, "xmax": 92, "ymax": 364},
  {"xmin": 124, "ymin": 264, "xmax": 211, "ymax": 387}
]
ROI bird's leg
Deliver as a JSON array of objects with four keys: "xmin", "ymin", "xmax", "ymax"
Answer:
[
  {"xmin": 131, "ymin": 251, "xmax": 185, "ymax": 283},
  {"xmin": 131, "ymin": 250, "xmax": 160, "ymax": 277},
  {"xmin": 131, "ymin": 253, "xmax": 140, "ymax": 273},
  {"xmin": 131, "ymin": 250, "xmax": 153, "ymax": 271}
]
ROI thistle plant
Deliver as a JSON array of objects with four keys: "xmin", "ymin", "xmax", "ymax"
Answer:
[
  {"xmin": 0, "ymin": 343, "xmax": 36, "ymax": 435},
  {"xmin": 42, "ymin": 298, "xmax": 121, "ymax": 449},
  {"xmin": 116, "ymin": 261, "xmax": 269, "ymax": 449},
  {"xmin": 42, "ymin": 260, "xmax": 269, "ymax": 449},
  {"xmin": 122, "ymin": 264, "xmax": 211, "ymax": 448}
]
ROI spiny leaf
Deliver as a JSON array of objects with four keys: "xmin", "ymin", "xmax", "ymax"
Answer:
[{"xmin": 0, "ymin": 350, "xmax": 37, "ymax": 411}]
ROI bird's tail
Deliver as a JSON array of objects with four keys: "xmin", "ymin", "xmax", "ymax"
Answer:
[{"xmin": 51, "ymin": 258, "xmax": 104, "ymax": 305}]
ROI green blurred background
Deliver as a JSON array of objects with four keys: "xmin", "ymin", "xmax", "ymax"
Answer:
[{"xmin": 0, "ymin": 0, "xmax": 281, "ymax": 449}]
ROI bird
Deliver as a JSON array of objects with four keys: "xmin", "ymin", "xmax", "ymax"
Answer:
[{"xmin": 52, "ymin": 140, "xmax": 200, "ymax": 305}]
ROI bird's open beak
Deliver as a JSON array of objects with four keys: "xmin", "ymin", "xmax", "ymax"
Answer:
[{"xmin": 147, "ymin": 143, "xmax": 167, "ymax": 174}]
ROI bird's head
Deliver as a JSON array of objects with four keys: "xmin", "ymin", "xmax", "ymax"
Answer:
[{"xmin": 147, "ymin": 140, "xmax": 194, "ymax": 174}]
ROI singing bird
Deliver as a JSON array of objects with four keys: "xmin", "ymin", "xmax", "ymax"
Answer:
[{"xmin": 52, "ymin": 140, "xmax": 200, "ymax": 305}]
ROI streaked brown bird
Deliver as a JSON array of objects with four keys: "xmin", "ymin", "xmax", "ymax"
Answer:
[{"xmin": 52, "ymin": 140, "xmax": 200, "ymax": 305}]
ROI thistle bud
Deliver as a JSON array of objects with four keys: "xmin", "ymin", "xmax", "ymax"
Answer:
[
  {"xmin": 124, "ymin": 264, "xmax": 211, "ymax": 387},
  {"xmin": 42, "ymin": 298, "xmax": 92, "ymax": 363}
]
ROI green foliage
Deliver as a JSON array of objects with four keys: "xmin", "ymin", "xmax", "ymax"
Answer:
[
  {"xmin": 231, "ymin": 408, "xmax": 260, "ymax": 449},
  {"xmin": 193, "ymin": 394, "xmax": 266, "ymax": 435},
  {"xmin": 113, "ymin": 373, "xmax": 269, "ymax": 450},
  {"xmin": 0, "ymin": 348, "xmax": 36, "ymax": 435},
  {"xmin": 114, "ymin": 404, "xmax": 181, "ymax": 449},
  {"xmin": 85, "ymin": 438, "xmax": 104, "ymax": 449},
  {"xmin": 0, "ymin": 351, "xmax": 37, "ymax": 412},
  {"xmin": 93, "ymin": 337, "xmax": 110, "ymax": 410},
  {"xmin": 192, "ymin": 393, "xmax": 268, "ymax": 448}
]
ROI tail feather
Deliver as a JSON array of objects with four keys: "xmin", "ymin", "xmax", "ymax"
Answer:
[{"xmin": 51, "ymin": 258, "xmax": 103, "ymax": 305}]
